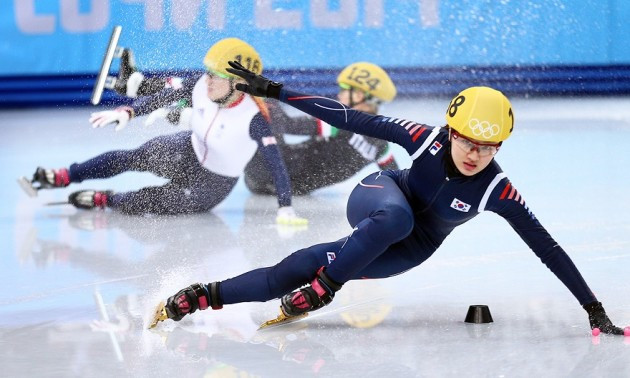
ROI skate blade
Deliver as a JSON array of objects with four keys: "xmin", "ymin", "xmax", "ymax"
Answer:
[
  {"xmin": 44, "ymin": 201, "xmax": 70, "ymax": 206},
  {"xmin": 148, "ymin": 301, "xmax": 169, "ymax": 329},
  {"xmin": 91, "ymin": 25, "xmax": 122, "ymax": 105},
  {"xmin": 258, "ymin": 308, "xmax": 308, "ymax": 330},
  {"xmin": 17, "ymin": 177, "xmax": 38, "ymax": 198}
]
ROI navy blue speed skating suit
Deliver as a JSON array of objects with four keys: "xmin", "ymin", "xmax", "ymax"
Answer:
[{"xmin": 218, "ymin": 89, "xmax": 596, "ymax": 307}]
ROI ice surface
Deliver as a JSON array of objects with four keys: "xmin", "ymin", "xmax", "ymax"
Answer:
[{"xmin": 1, "ymin": 97, "xmax": 630, "ymax": 377}]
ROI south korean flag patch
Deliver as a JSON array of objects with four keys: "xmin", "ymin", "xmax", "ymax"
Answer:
[
  {"xmin": 450, "ymin": 198, "xmax": 471, "ymax": 212},
  {"xmin": 429, "ymin": 141, "xmax": 443, "ymax": 155}
]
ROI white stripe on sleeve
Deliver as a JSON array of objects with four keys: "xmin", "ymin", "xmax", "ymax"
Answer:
[
  {"xmin": 410, "ymin": 126, "xmax": 441, "ymax": 160},
  {"xmin": 478, "ymin": 172, "xmax": 507, "ymax": 212}
]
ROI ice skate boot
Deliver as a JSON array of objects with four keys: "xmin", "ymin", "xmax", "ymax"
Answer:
[
  {"xmin": 90, "ymin": 26, "xmax": 148, "ymax": 102},
  {"xmin": 259, "ymin": 267, "xmax": 342, "ymax": 329},
  {"xmin": 18, "ymin": 167, "xmax": 70, "ymax": 197},
  {"xmin": 110, "ymin": 48, "xmax": 145, "ymax": 98},
  {"xmin": 68, "ymin": 190, "xmax": 112, "ymax": 210},
  {"xmin": 149, "ymin": 282, "xmax": 222, "ymax": 329}
]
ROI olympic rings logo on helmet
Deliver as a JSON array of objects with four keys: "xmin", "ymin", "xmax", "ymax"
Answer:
[
  {"xmin": 445, "ymin": 87, "xmax": 514, "ymax": 144},
  {"xmin": 468, "ymin": 118, "xmax": 500, "ymax": 140}
]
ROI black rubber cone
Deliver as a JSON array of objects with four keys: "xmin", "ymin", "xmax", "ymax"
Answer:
[{"xmin": 464, "ymin": 305, "xmax": 493, "ymax": 323}]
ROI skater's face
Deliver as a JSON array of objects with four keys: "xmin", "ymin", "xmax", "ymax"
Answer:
[
  {"xmin": 205, "ymin": 72, "xmax": 233, "ymax": 101},
  {"xmin": 338, "ymin": 88, "xmax": 361, "ymax": 106},
  {"xmin": 337, "ymin": 86, "xmax": 378, "ymax": 114},
  {"xmin": 449, "ymin": 130, "xmax": 499, "ymax": 176}
]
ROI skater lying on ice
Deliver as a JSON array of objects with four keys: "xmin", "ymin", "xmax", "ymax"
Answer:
[
  {"xmin": 150, "ymin": 61, "xmax": 626, "ymax": 335},
  {"xmin": 243, "ymin": 61, "xmax": 400, "ymax": 196},
  {"xmin": 19, "ymin": 39, "xmax": 305, "ymax": 224}
]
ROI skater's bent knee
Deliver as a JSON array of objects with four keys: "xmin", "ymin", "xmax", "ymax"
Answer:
[{"xmin": 377, "ymin": 203, "xmax": 414, "ymax": 238}]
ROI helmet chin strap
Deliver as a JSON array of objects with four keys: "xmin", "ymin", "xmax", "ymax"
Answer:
[
  {"xmin": 214, "ymin": 79, "xmax": 237, "ymax": 106},
  {"xmin": 444, "ymin": 127, "xmax": 465, "ymax": 178}
]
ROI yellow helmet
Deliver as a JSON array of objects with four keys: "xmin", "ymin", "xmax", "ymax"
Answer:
[
  {"xmin": 337, "ymin": 62, "xmax": 397, "ymax": 102},
  {"xmin": 446, "ymin": 86, "xmax": 514, "ymax": 143},
  {"xmin": 203, "ymin": 38, "xmax": 262, "ymax": 78}
]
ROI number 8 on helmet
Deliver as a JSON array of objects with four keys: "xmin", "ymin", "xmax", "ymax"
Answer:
[{"xmin": 446, "ymin": 86, "xmax": 514, "ymax": 144}]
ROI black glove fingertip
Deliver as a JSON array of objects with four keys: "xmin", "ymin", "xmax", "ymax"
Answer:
[{"xmin": 228, "ymin": 60, "xmax": 244, "ymax": 70}]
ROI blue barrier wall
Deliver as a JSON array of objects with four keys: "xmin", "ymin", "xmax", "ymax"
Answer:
[{"xmin": 1, "ymin": 0, "xmax": 629, "ymax": 106}]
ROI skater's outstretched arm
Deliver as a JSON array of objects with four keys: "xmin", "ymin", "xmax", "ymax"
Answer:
[
  {"xmin": 484, "ymin": 177, "xmax": 625, "ymax": 334},
  {"xmin": 226, "ymin": 61, "xmax": 437, "ymax": 159},
  {"xmin": 89, "ymin": 76, "xmax": 197, "ymax": 131},
  {"xmin": 249, "ymin": 113, "xmax": 307, "ymax": 225}
]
